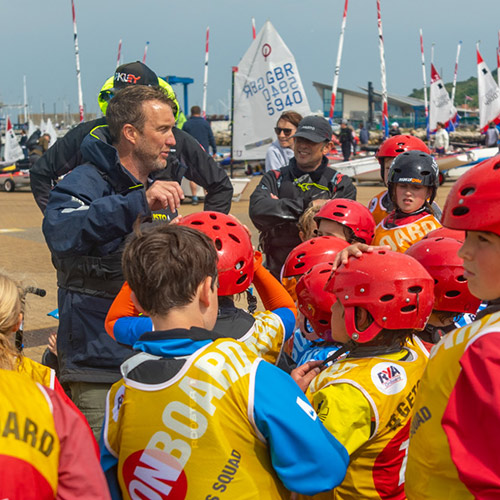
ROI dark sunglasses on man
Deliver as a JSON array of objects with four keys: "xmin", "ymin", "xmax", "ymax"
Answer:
[{"xmin": 274, "ymin": 127, "xmax": 293, "ymax": 137}]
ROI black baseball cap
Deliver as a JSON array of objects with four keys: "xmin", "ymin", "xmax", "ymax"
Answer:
[
  {"xmin": 113, "ymin": 61, "xmax": 158, "ymax": 89},
  {"xmin": 293, "ymin": 116, "xmax": 333, "ymax": 143}
]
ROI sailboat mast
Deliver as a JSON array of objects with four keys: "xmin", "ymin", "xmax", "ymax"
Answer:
[
  {"xmin": 71, "ymin": 0, "xmax": 84, "ymax": 123},
  {"xmin": 419, "ymin": 29, "xmax": 428, "ymax": 123},
  {"xmin": 451, "ymin": 41, "xmax": 462, "ymax": 106},
  {"xmin": 497, "ymin": 30, "xmax": 500, "ymax": 86},
  {"xmin": 202, "ymin": 26, "xmax": 210, "ymax": 118},
  {"xmin": 377, "ymin": 0, "xmax": 389, "ymax": 138},
  {"xmin": 142, "ymin": 41, "xmax": 150, "ymax": 63},
  {"xmin": 252, "ymin": 18, "xmax": 256, "ymax": 40},
  {"xmin": 23, "ymin": 76, "xmax": 28, "ymax": 124},
  {"xmin": 116, "ymin": 39, "xmax": 122, "ymax": 68},
  {"xmin": 329, "ymin": 0, "xmax": 348, "ymax": 121}
]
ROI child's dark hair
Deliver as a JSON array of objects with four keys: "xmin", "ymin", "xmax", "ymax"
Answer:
[{"xmin": 122, "ymin": 224, "xmax": 218, "ymax": 316}]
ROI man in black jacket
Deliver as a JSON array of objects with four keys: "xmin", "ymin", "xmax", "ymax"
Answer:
[
  {"xmin": 249, "ymin": 115, "xmax": 357, "ymax": 278},
  {"xmin": 30, "ymin": 62, "xmax": 233, "ymax": 214}
]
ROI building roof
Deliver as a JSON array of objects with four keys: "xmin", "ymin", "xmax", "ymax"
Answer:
[{"xmin": 312, "ymin": 81, "xmax": 425, "ymax": 108}]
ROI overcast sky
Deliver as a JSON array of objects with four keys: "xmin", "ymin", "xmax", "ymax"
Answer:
[{"xmin": 1, "ymin": 0, "xmax": 499, "ymax": 119}]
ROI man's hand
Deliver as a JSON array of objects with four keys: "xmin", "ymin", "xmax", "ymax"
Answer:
[
  {"xmin": 332, "ymin": 243, "xmax": 391, "ymax": 271},
  {"xmin": 291, "ymin": 360, "xmax": 324, "ymax": 393},
  {"xmin": 146, "ymin": 181, "xmax": 184, "ymax": 212}
]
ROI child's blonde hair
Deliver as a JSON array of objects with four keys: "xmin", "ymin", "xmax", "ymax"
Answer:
[
  {"xmin": 0, "ymin": 273, "xmax": 24, "ymax": 369},
  {"xmin": 297, "ymin": 200, "xmax": 328, "ymax": 241}
]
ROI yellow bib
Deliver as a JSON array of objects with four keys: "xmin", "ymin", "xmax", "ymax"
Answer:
[
  {"xmin": 306, "ymin": 346, "xmax": 428, "ymax": 499},
  {"xmin": 0, "ymin": 369, "xmax": 60, "ymax": 498},
  {"xmin": 372, "ymin": 213, "xmax": 441, "ymax": 253},
  {"xmin": 368, "ymin": 190, "xmax": 390, "ymax": 225},
  {"xmin": 406, "ymin": 311, "xmax": 500, "ymax": 499},
  {"xmin": 17, "ymin": 357, "xmax": 55, "ymax": 389},
  {"xmin": 104, "ymin": 339, "xmax": 288, "ymax": 499}
]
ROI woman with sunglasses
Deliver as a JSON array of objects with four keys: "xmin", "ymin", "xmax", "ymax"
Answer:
[{"xmin": 265, "ymin": 110, "xmax": 303, "ymax": 172}]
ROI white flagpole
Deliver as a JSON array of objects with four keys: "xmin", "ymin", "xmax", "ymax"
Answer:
[
  {"xmin": 329, "ymin": 0, "xmax": 349, "ymax": 121},
  {"xmin": 202, "ymin": 26, "xmax": 210, "ymax": 118},
  {"xmin": 451, "ymin": 41, "xmax": 462, "ymax": 106},
  {"xmin": 497, "ymin": 30, "xmax": 500, "ymax": 86},
  {"xmin": 71, "ymin": 0, "xmax": 84, "ymax": 122},
  {"xmin": 142, "ymin": 41, "xmax": 149, "ymax": 63},
  {"xmin": 377, "ymin": 0, "xmax": 389, "ymax": 138},
  {"xmin": 419, "ymin": 29, "xmax": 428, "ymax": 122},
  {"xmin": 116, "ymin": 39, "xmax": 122, "ymax": 68}
]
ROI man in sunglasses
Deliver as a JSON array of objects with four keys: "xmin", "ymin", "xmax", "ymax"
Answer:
[
  {"xmin": 250, "ymin": 115, "xmax": 357, "ymax": 278},
  {"xmin": 265, "ymin": 111, "xmax": 302, "ymax": 172}
]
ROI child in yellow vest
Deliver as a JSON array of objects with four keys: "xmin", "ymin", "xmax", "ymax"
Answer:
[
  {"xmin": 0, "ymin": 274, "xmax": 109, "ymax": 498},
  {"xmin": 296, "ymin": 249, "xmax": 434, "ymax": 499},
  {"xmin": 101, "ymin": 224, "xmax": 349, "ymax": 499},
  {"xmin": 372, "ymin": 150, "xmax": 441, "ymax": 252},
  {"xmin": 406, "ymin": 156, "xmax": 500, "ymax": 498},
  {"xmin": 369, "ymin": 135, "xmax": 432, "ymax": 224}
]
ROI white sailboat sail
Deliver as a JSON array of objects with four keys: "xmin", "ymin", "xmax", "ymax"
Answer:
[
  {"xmin": 28, "ymin": 119, "xmax": 37, "ymax": 138},
  {"xmin": 3, "ymin": 117, "xmax": 24, "ymax": 163},
  {"xmin": 233, "ymin": 20, "xmax": 311, "ymax": 161},
  {"xmin": 477, "ymin": 46, "xmax": 500, "ymax": 132},
  {"xmin": 429, "ymin": 63, "xmax": 457, "ymax": 132}
]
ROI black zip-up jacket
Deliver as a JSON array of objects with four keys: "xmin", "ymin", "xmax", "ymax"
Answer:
[
  {"xmin": 249, "ymin": 156, "xmax": 357, "ymax": 277},
  {"xmin": 30, "ymin": 117, "xmax": 233, "ymax": 213}
]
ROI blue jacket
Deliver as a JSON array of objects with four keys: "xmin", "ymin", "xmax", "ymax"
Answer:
[
  {"xmin": 42, "ymin": 125, "xmax": 151, "ymax": 383},
  {"xmin": 182, "ymin": 115, "xmax": 217, "ymax": 154}
]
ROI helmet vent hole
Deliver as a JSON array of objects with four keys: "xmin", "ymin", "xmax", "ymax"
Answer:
[
  {"xmin": 457, "ymin": 275, "xmax": 467, "ymax": 282},
  {"xmin": 408, "ymin": 286, "xmax": 423, "ymax": 294},
  {"xmin": 236, "ymin": 274, "xmax": 248, "ymax": 285},
  {"xmin": 214, "ymin": 238, "xmax": 222, "ymax": 251},
  {"xmin": 213, "ymin": 225, "xmax": 221, "ymax": 230},
  {"xmin": 295, "ymin": 262, "xmax": 305, "ymax": 270},
  {"xmin": 401, "ymin": 305, "xmax": 416, "ymax": 312},
  {"xmin": 434, "ymin": 279, "xmax": 439, "ymax": 285},
  {"xmin": 333, "ymin": 211, "xmax": 345, "ymax": 217},
  {"xmin": 493, "ymin": 162, "xmax": 500, "ymax": 170},
  {"xmin": 235, "ymin": 261, "xmax": 244, "ymax": 270},
  {"xmin": 297, "ymin": 252, "xmax": 306, "ymax": 259},
  {"xmin": 191, "ymin": 221, "xmax": 203, "ymax": 226},
  {"xmin": 226, "ymin": 222, "xmax": 237, "ymax": 226},
  {"xmin": 319, "ymin": 319, "xmax": 329, "ymax": 325},
  {"xmin": 460, "ymin": 187, "xmax": 475, "ymax": 196},
  {"xmin": 380, "ymin": 294, "xmax": 394, "ymax": 302},
  {"xmin": 228, "ymin": 234, "xmax": 241, "ymax": 243},
  {"xmin": 209, "ymin": 214, "xmax": 217, "ymax": 220},
  {"xmin": 445, "ymin": 290, "xmax": 460, "ymax": 297},
  {"xmin": 421, "ymin": 170, "xmax": 431, "ymax": 176},
  {"xmin": 319, "ymin": 269, "xmax": 330, "ymax": 275},
  {"xmin": 452, "ymin": 206, "xmax": 470, "ymax": 217}
]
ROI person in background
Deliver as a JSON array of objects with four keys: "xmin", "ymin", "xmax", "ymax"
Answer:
[
  {"xmin": 484, "ymin": 121, "xmax": 499, "ymax": 148},
  {"xmin": 389, "ymin": 121, "xmax": 401, "ymax": 136},
  {"xmin": 337, "ymin": 119, "xmax": 355, "ymax": 161},
  {"xmin": 182, "ymin": 105, "xmax": 218, "ymax": 205},
  {"xmin": 265, "ymin": 110, "xmax": 303, "ymax": 172},
  {"xmin": 433, "ymin": 122, "xmax": 449, "ymax": 154},
  {"xmin": 359, "ymin": 123, "xmax": 370, "ymax": 147},
  {"xmin": 250, "ymin": 115, "xmax": 356, "ymax": 278}
]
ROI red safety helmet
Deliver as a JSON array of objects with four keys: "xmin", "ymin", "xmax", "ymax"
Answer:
[
  {"xmin": 422, "ymin": 227, "xmax": 465, "ymax": 242},
  {"xmin": 442, "ymin": 156, "xmax": 500, "ymax": 237},
  {"xmin": 282, "ymin": 236, "xmax": 349, "ymax": 279},
  {"xmin": 314, "ymin": 199, "xmax": 376, "ymax": 244},
  {"xmin": 376, "ymin": 134, "xmax": 431, "ymax": 180},
  {"xmin": 179, "ymin": 211, "xmax": 253, "ymax": 295},
  {"xmin": 325, "ymin": 249, "xmax": 434, "ymax": 343},
  {"xmin": 296, "ymin": 262, "xmax": 336, "ymax": 341},
  {"xmin": 406, "ymin": 237, "xmax": 481, "ymax": 314}
]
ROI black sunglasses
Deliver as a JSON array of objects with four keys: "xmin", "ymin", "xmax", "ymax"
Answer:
[{"xmin": 274, "ymin": 127, "xmax": 293, "ymax": 136}]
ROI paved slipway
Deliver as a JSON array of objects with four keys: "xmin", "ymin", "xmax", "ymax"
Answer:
[{"xmin": 0, "ymin": 177, "xmax": 454, "ymax": 363}]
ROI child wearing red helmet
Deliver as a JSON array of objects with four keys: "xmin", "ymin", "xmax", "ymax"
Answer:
[
  {"xmin": 406, "ymin": 236, "xmax": 481, "ymax": 349},
  {"xmin": 406, "ymin": 156, "xmax": 500, "ymax": 499},
  {"xmin": 105, "ymin": 212, "xmax": 297, "ymax": 367},
  {"xmin": 296, "ymin": 249, "xmax": 434, "ymax": 499},
  {"xmin": 372, "ymin": 151, "xmax": 442, "ymax": 252},
  {"xmin": 369, "ymin": 135, "xmax": 432, "ymax": 224}
]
